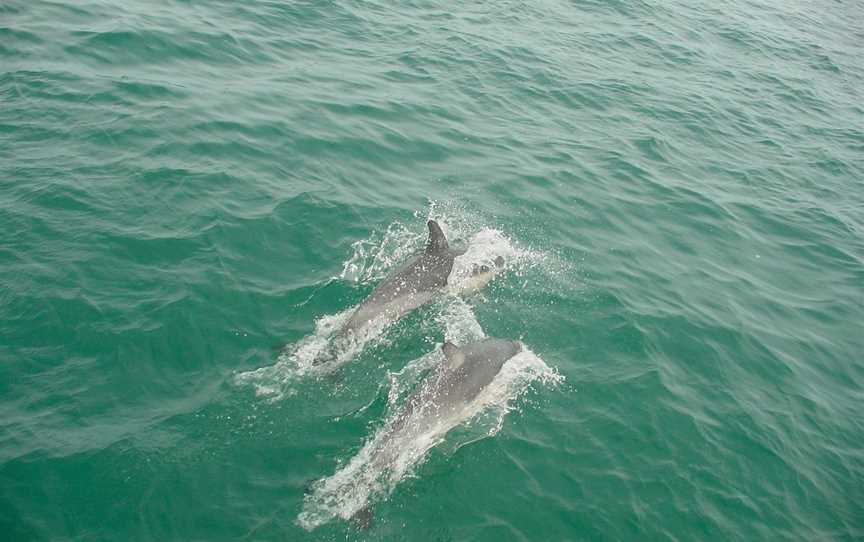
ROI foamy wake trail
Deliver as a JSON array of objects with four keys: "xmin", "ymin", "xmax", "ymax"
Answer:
[
  {"xmin": 233, "ymin": 307, "xmax": 394, "ymax": 399},
  {"xmin": 296, "ymin": 346, "xmax": 563, "ymax": 530}
]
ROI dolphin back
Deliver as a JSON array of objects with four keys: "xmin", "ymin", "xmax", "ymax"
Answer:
[
  {"xmin": 340, "ymin": 221, "xmax": 456, "ymax": 335},
  {"xmin": 441, "ymin": 338, "xmax": 522, "ymax": 405},
  {"xmin": 460, "ymin": 339, "xmax": 521, "ymax": 370}
]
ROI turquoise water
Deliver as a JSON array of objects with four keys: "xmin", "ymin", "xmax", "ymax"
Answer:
[{"xmin": 2, "ymin": 0, "xmax": 863, "ymax": 539}]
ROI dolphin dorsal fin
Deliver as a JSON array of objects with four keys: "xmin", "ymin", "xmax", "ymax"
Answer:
[
  {"xmin": 442, "ymin": 341, "xmax": 464, "ymax": 368},
  {"xmin": 425, "ymin": 220, "xmax": 449, "ymax": 254}
]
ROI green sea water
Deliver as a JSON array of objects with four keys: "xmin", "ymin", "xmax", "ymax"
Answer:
[{"xmin": 2, "ymin": 0, "xmax": 864, "ymax": 540}]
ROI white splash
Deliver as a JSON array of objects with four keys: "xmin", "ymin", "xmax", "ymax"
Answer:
[
  {"xmin": 296, "ymin": 345, "xmax": 563, "ymax": 530},
  {"xmin": 233, "ymin": 306, "xmax": 397, "ymax": 399},
  {"xmin": 437, "ymin": 295, "xmax": 486, "ymax": 344},
  {"xmin": 338, "ymin": 221, "xmax": 422, "ymax": 284}
]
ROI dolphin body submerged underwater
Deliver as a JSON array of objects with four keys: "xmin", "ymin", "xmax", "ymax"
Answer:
[
  {"xmin": 313, "ymin": 220, "xmax": 502, "ymax": 366},
  {"xmin": 303, "ymin": 338, "xmax": 523, "ymax": 529}
]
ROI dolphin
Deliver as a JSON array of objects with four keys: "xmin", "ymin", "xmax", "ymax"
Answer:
[
  {"xmin": 302, "ymin": 338, "xmax": 523, "ymax": 529},
  {"xmin": 313, "ymin": 220, "xmax": 465, "ymax": 365},
  {"xmin": 385, "ymin": 338, "xmax": 522, "ymax": 438}
]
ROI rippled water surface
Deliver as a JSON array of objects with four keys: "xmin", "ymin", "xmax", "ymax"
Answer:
[{"xmin": 2, "ymin": 0, "xmax": 863, "ymax": 540}]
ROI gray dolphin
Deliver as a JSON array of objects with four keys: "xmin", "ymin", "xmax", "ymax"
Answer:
[
  {"xmin": 347, "ymin": 338, "xmax": 522, "ymax": 528},
  {"xmin": 300, "ymin": 337, "xmax": 523, "ymax": 529},
  {"xmin": 388, "ymin": 338, "xmax": 522, "ymax": 435},
  {"xmin": 314, "ymin": 220, "xmax": 463, "ymax": 365}
]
